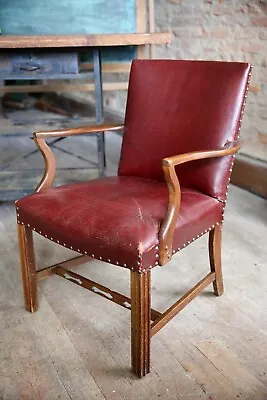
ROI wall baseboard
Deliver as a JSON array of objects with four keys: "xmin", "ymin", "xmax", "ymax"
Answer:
[{"xmin": 232, "ymin": 155, "xmax": 267, "ymax": 199}]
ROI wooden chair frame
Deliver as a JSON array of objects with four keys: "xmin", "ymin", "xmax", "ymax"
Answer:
[{"xmin": 17, "ymin": 124, "xmax": 239, "ymax": 377}]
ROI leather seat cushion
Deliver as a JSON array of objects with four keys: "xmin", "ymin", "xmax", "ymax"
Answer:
[{"xmin": 16, "ymin": 176, "xmax": 223, "ymax": 272}]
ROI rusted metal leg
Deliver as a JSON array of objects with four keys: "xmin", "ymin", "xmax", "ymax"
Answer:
[
  {"xmin": 131, "ymin": 270, "xmax": 151, "ymax": 378},
  {"xmin": 17, "ymin": 224, "xmax": 37, "ymax": 312},
  {"xmin": 209, "ymin": 224, "xmax": 224, "ymax": 296}
]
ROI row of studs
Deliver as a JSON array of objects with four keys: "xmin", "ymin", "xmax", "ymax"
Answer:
[
  {"xmin": 138, "ymin": 240, "xmax": 160, "ymax": 273},
  {"xmin": 222, "ymin": 66, "xmax": 253, "ymax": 223},
  {"xmin": 16, "ymin": 214, "xmax": 221, "ymax": 274},
  {"xmin": 138, "ymin": 221, "xmax": 222, "ymax": 273},
  {"xmin": 145, "ymin": 69, "xmax": 252, "ymax": 271},
  {"xmin": 170, "ymin": 221, "xmax": 221, "ymax": 255},
  {"xmin": 16, "ymin": 207, "xmax": 148, "ymax": 272},
  {"xmin": 138, "ymin": 67, "xmax": 253, "ymax": 271},
  {"xmin": 222, "ymin": 154, "xmax": 236, "ymax": 223}
]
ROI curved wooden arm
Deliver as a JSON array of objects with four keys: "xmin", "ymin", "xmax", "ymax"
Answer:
[
  {"xmin": 158, "ymin": 143, "xmax": 240, "ymax": 265},
  {"xmin": 34, "ymin": 123, "xmax": 124, "ymax": 138},
  {"xmin": 162, "ymin": 144, "xmax": 240, "ymax": 168},
  {"xmin": 34, "ymin": 124, "xmax": 124, "ymax": 192}
]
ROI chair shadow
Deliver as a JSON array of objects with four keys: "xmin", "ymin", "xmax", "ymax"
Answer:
[
  {"xmin": 170, "ymin": 289, "xmax": 216, "ymax": 299},
  {"xmin": 95, "ymin": 365, "xmax": 138, "ymax": 380},
  {"xmin": 200, "ymin": 291, "xmax": 216, "ymax": 298}
]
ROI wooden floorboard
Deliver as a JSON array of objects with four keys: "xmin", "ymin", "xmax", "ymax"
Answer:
[{"xmin": 0, "ymin": 131, "xmax": 267, "ymax": 399}]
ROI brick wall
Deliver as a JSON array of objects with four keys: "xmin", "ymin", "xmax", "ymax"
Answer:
[{"xmin": 104, "ymin": 0, "xmax": 267, "ymax": 163}]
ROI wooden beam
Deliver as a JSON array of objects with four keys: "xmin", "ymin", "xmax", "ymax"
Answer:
[
  {"xmin": 36, "ymin": 255, "xmax": 90, "ymax": 280},
  {"xmin": 0, "ymin": 82, "xmax": 129, "ymax": 94},
  {"xmin": 231, "ymin": 155, "xmax": 267, "ymax": 199},
  {"xmin": 80, "ymin": 62, "xmax": 131, "ymax": 73},
  {"xmin": 0, "ymin": 33, "xmax": 171, "ymax": 49},
  {"xmin": 55, "ymin": 266, "xmax": 161, "ymax": 321},
  {"xmin": 151, "ymin": 272, "xmax": 216, "ymax": 336}
]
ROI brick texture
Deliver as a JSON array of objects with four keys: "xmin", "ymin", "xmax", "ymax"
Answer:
[{"xmin": 107, "ymin": 0, "xmax": 267, "ymax": 162}]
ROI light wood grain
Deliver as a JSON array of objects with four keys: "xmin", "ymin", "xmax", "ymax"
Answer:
[
  {"xmin": 195, "ymin": 340, "xmax": 267, "ymax": 399},
  {"xmin": 0, "ymin": 33, "xmax": 171, "ymax": 49},
  {"xmin": 0, "ymin": 82, "xmax": 129, "ymax": 94},
  {"xmin": 80, "ymin": 62, "xmax": 131, "ymax": 73}
]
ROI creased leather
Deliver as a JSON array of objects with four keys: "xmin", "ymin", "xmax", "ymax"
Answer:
[
  {"xmin": 16, "ymin": 177, "xmax": 223, "ymax": 271},
  {"xmin": 119, "ymin": 60, "xmax": 251, "ymax": 201}
]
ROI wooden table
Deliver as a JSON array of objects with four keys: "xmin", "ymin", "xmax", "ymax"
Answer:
[
  {"xmin": 0, "ymin": 33, "xmax": 170, "ymax": 48},
  {"xmin": 0, "ymin": 33, "xmax": 171, "ymax": 200}
]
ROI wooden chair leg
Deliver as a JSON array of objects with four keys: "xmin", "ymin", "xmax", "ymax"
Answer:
[
  {"xmin": 131, "ymin": 270, "xmax": 151, "ymax": 378},
  {"xmin": 209, "ymin": 224, "xmax": 224, "ymax": 296},
  {"xmin": 17, "ymin": 224, "xmax": 37, "ymax": 312}
]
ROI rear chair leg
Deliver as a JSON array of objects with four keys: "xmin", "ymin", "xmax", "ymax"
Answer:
[
  {"xmin": 17, "ymin": 224, "xmax": 37, "ymax": 312},
  {"xmin": 131, "ymin": 270, "xmax": 151, "ymax": 378},
  {"xmin": 209, "ymin": 224, "xmax": 224, "ymax": 296}
]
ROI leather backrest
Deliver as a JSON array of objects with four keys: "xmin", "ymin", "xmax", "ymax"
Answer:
[{"xmin": 118, "ymin": 60, "xmax": 251, "ymax": 201}]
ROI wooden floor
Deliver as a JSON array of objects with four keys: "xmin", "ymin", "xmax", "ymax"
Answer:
[{"xmin": 0, "ymin": 131, "xmax": 267, "ymax": 399}]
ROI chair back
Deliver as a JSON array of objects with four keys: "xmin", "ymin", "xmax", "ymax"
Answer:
[{"xmin": 119, "ymin": 60, "xmax": 251, "ymax": 200}]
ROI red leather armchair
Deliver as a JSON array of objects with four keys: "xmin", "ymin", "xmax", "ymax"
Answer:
[{"xmin": 16, "ymin": 60, "xmax": 252, "ymax": 378}]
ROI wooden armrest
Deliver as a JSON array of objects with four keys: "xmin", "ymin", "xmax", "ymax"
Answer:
[
  {"xmin": 33, "ymin": 124, "xmax": 124, "ymax": 192},
  {"xmin": 34, "ymin": 124, "xmax": 124, "ymax": 138},
  {"xmin": 158, "ymin": 142, "xmax": 240, "ymax": 265},
  {"xmin": 162, "ymin": 143, "xmax": 240, "ymax": 168}
]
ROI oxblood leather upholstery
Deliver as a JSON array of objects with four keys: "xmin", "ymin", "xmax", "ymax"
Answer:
[
  {"xmin": 119, "ymin": 60, "xmax": 251, "ymax": 201},
  {"xmin": 16, "ymin": 60, "xmax": 251, "ymax": 272},
  {"xmin": 16, "ymin": 177, "xmax": 223, "ymax": 272}
]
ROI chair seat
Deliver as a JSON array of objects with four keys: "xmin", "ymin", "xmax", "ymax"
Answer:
[{"xmin": 16, "ymin": 176, "xmax": 223, "ymax": 272}]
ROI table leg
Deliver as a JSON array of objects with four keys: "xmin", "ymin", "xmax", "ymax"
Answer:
[{"xmin": 93, "ymin": 48, "xmax": 106, "ymax": 177}]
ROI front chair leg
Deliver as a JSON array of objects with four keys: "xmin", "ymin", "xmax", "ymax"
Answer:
[
  {"xmin": 131, "ymin": 270, "xmax": 151, "ymax": 378},
  {"xmin": 17, "ymin": 224, "xmax": 37, "ymax": 312},
  {"xmin": 209, "ymin": 224, "xmax": 224, "ymax": 296}
]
